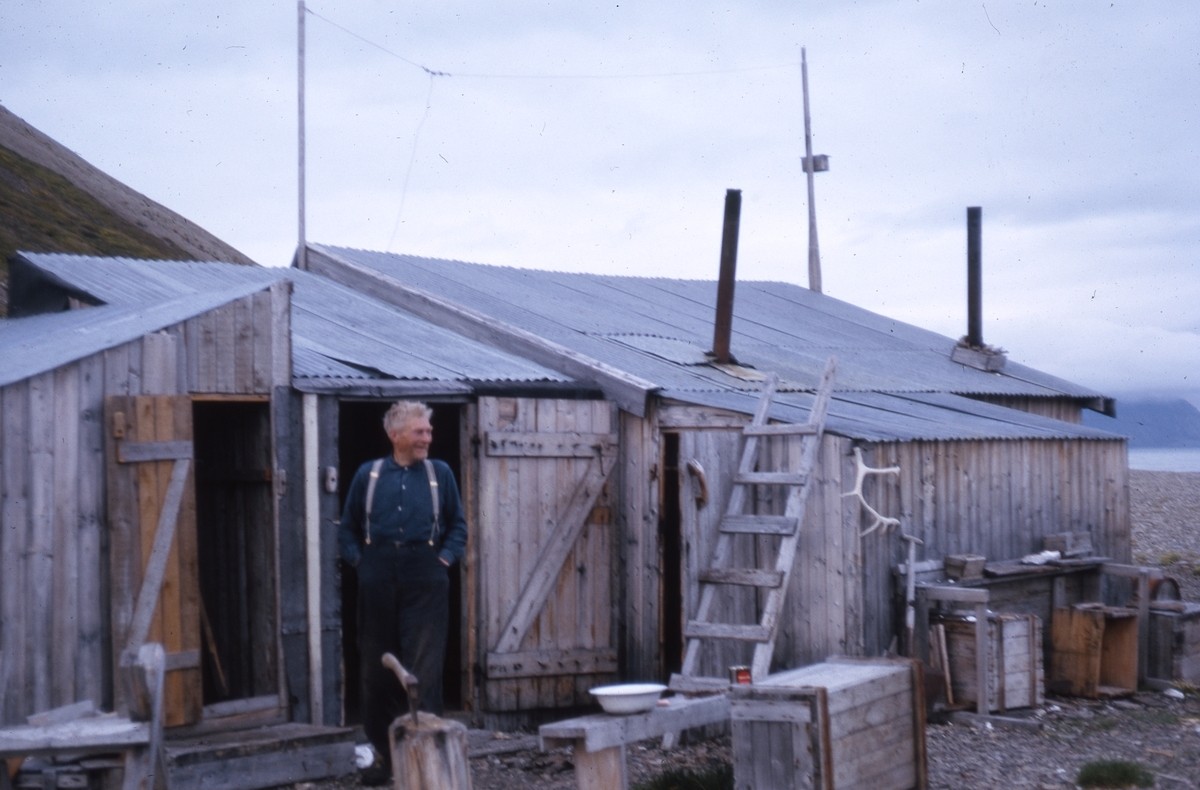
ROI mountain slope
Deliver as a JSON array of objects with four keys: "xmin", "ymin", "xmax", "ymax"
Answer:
[
  {"xmin": 0, "ymin": 103, "xmax": 256, "ymax": 316},
  {"xmin": 1082, "ymin": 398, "xmax": 1200, "ymax": 447}
]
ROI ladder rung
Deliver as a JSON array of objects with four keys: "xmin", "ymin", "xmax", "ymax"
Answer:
[
  {"xmin": 699, "ymin": 568, "xmax": 784, "ymax": 588},
  {"xmin": 734, "ymin": 471, "xmax": 809, "ymax": 486},
  {"xmin": 668, "ymin": 674, "xmax": 730, "ymax": 694},
  {"xmin": 683, "ymin": 622, "xmax": 771, "ymax": 642},
  {"xmin": 721, "ymin": 515, "xmax": 798, "ymax": 535},
  {"xmin": 742, "ymin": 423, "xmax": 817, "ymax": 436}
]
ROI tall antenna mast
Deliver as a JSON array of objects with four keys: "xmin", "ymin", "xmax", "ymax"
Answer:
[
  {"xmin": 297, "ymin": 1, "xmax": 307, "ymax": 270},
  {"xmin": 801, "ymin": 47, "xmax": 829, "ymax": 293}
]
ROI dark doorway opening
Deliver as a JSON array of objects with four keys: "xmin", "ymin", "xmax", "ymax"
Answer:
[
  {"xmin": 659, "ymin": 432, "xmax": 684, "ymax": 679},
  {"xmin": 337, "ymin": 401, "xmax": 464, "ymax": 724},
  {"xmin": 193, "ymin": 400, "xmax": 279, "ymax": 705}
]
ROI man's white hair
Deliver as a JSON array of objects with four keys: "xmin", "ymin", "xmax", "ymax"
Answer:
[{"xmin": 383, "ymin": 401, "xmax": 433, "ymax": 434}]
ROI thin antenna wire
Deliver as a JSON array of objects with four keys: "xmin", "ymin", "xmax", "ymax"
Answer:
[
  {"xmin": 307, "ymin": 6, "xmax": 796, "ymax": 80},
  {"xmin": 387, "ymin": 75, "xmax": 436, "ymax": 251}
]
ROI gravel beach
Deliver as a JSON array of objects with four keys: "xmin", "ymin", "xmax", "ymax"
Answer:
[{"xmin": 331, "ymin": 470, "xmax": 1200, "ymax": 789}]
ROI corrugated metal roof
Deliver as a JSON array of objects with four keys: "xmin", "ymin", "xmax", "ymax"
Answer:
[
  {"xmin": 0, "ymin": 282, "xmax": 272, "ymax": 388},
  {"xmin": 13, "ymin": 253, "xmax": 570, "ymax": 386},
  {"xmin": 661, "ymin": 388, "xmax": 1122, "ymax": 442},
  {"xmin": 316, "ymin": 245, "xmax": 1106, "ymax": 402}
]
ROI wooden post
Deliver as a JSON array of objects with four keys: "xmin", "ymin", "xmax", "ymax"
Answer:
[
  {"xmin": 573, "ymin": 742, "xmax": 626, "ymax": 790},
  {"xmin": 801, "ymin": 47, "xmax": 821, "ymax": 293},
  {"xmin": 297, "ymin": 0, "xmax": 307, "ymax": 271},
  {"xmin": 974, "ymin": 601, "xmax": 988, "ymax": 716}
]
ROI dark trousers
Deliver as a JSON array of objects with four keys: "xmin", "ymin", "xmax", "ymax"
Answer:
[{"xmin": 357, "ymin": 542, "xmax": 449, "ymax": 768}]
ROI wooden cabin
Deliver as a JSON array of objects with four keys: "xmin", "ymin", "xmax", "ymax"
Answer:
[
  {"xmin": 8, "ymin": 249, "xmax": 1129, "ymax": 731},
  {"xmin": 0, "ymin": 278, "xmax": 292, "ymax": 729}
]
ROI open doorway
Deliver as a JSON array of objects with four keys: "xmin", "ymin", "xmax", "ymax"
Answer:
[
  {"xmin": 192, "ymin": 399, "xmax": 279, "ymax": 706},
  {"xmin": 337, "ymin": 400, "xmax": 464, "ymax": 724},
  {"xmin": 659, "ymin": 432, "xmax": 684, "ymax": 679}
]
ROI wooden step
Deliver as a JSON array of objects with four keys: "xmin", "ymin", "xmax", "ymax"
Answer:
[
  {"xmin": 683, "ymin": 622, "xmax": 771, "ymax": 642},
  {"xmin": 165, "ymin": 723, "xmax": 355, "ymax": 790},
  {"xmin": 742, "ymin": 423, "xmax": 817, "ymax": 436},
  {"xmin": 733, "ymin": 471, "xmax": 809, "ymax": 486},
  {"xmin": 720, "ymin": 515, "xmax": 798, "ymax": 535},
  {"xmin": 667, "ymin": 674, "xmax": 731, "ymax": 694},
  {"xmin": 699, "ymin": 569, "xmax": 784, "ymax": 588}
]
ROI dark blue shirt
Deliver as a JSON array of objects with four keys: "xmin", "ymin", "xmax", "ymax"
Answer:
[{"xmin": 338, "ymin": 457, "xmax": 467, "ymax": 568}]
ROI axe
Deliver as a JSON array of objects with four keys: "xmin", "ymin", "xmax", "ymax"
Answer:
[{"xmin": 381, "ymin": 653, "xmax": 420, "ymax": 727}]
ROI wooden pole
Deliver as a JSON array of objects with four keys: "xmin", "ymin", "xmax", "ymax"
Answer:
[
  {"xmin": 303, "ymin": 393, "xmax": 323, "ymax": 725},
  {"xmin": 802, "ymin": 47, "xmax": 821, "ymax": 293},
  {"xmin": 297, "ymin": 1, "xmax": 308, "ymax": 271}
]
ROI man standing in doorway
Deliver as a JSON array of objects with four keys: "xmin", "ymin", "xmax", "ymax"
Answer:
[{"xmin": 338, "ymin": 401, "xmax": 467, "ymax": 785}]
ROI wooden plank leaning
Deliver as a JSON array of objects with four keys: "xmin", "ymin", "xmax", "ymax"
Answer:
[
  {"xmin": 492, "ymin": 448, "xmax": 617, "ymax": 655},
  {"xmin": 121, "ymin": 457, "xmax": 192, "ymax": 666}
]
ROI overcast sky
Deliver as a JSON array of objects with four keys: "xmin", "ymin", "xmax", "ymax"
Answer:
[{"xmin": 1, "ymin": 1, "xmax": 1196, "ymax": 407}]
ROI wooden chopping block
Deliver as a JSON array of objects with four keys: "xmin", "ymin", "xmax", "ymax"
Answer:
[{"xmin": 387, "ymin": 712, "xmax": 472, "ymax": 790}]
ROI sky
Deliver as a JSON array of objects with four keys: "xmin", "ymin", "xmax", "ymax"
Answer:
[{"xmin": 1, "ymin": 1, "xmax": 1197, "ymax": 408}]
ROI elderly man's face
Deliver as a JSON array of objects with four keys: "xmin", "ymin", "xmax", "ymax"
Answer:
[{"xmin": 389, "ymin": 416, "xmax": 433, "ymax": 464}]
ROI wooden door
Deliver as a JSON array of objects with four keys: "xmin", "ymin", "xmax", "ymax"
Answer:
[
  {"xmin": 477, "ymin": 397, "xmax": 619, "ymax": 711},
  {"xmin": 106, "ymin": 395, "xmax": 202, "ymax": 726}
]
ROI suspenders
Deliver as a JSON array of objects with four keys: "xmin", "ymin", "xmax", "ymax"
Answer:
[{"xmin": 362, "ymin": 458, "xmax": 440, "ymax": 546}]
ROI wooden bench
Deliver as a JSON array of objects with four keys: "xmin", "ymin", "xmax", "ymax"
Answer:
[
  {"xmin": 0, "ymin": 717, "xmax": 150, "ymax": 790},
  {"xmin": 539, "ymin": 695, "xmax": 729, "ymax": 790},
  {"xmin": 1, "ymin": 644, "xmax": 166, "ymax": 790}
]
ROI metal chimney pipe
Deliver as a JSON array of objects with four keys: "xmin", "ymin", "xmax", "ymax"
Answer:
[
  {"xmin": 967, "ymin": 206, "xmax": 982, "ymax": 348},
  {"xmin": 712, "ymin": 189, "xmax": 742, "ymax": 364}
]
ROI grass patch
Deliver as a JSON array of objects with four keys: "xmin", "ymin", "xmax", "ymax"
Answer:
[
  {"xmin": 1076, "ymin": 759, "xmax": 1154, "ymax": 788},
  {"xmin": 632, "ymin": 762, "xmax": 733, "ymax": 790},
  {"xmin": 1132, "ymin": 709, "xmax": 1178, "ymax": 726},
  {"xmin": 1088, "ymin": 717, "xmax": 1119, "ymax": 731},
  {"xmin": 1159, "ymin": 551, "xmax": 1183, "ymax": 566}
]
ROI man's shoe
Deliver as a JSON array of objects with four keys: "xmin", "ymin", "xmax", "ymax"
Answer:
[{"xmin": 360, "ymin": 765, "xmax": 391, "ymax": 787}]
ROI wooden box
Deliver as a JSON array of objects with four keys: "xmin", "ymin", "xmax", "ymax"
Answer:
[
  {"xmin": 1050, "ymin": 603, "xmax": 1138, "ymax": 698},
  {"xmin": 1148, "ymin": 601, "xmax": 1200, "ymax": 684},
  {"xmin": 933, "ymin": 612, "xmax": 1044, "ymax": 712},
  {"xmin": 943, "ymin": 555, "xmax": 986, "ymax": 581},
  {"xmin": 729, "ymin": 657, "xmax": 926, "ymax": 790}
]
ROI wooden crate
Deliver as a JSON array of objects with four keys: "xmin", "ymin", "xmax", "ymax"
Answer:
[
  {"xmin": 729, "ymin": 657, "xmax": 926, "ymax": 790},
  {"xmin": 1049, "ymin": 603, "xmax": 1138, "ymax": 698},
  {"xmin": 934, "ymin": 612, "xmax": 1044, "ymax": 712},
  {"xmin": 1148, "ymin": 602, "xmax": 1200, "ymax": 684}
]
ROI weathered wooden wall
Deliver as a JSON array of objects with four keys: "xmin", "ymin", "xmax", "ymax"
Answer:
[
  {"xmin": 653, "ymin": 403, "xmax": 1129, "ymax": 676},
  {"xmin": 0, "ymin": 286, "xmax": 288, "ymax": 726},
  {"xmin": 475, "ymin": 397, "xmax": 619, "ymax": 713},
  {"xmin": 669, "ymin": 410, "xmax": 863, "ymax": 675},
  {"xmin": 855, "ymin": 438, "xmax": 1130, "ymax": 655},
  {"xmin": 618, "ymin": 405, "xmax": 661, "ymax": 682},
  {"xmin": 966, "ymin": 395, "xmax": 1084, "ymax": 424}
]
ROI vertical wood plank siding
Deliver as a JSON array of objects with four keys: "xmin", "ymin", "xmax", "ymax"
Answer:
[
  {"xmin": 478, "ymin": 397, "xmax": 618, "ymax": 712},
  {"xmin": 619, "ymin": 408, "xmax": 661, "ymax": 682},
  {"xmin": 0, "ymin": 292, "xmax": 279, "ymax": 725},
  {"xmin": 964, "ymin": 395, "xmax": 1084, "ymax": 424},
  {"xmin": 653, "ymin": 404, "xmax": 1128, "ymax": 676},
  {"xmin": 853, "ymin": 439, "xmax": 1129, "ymax": 655}
]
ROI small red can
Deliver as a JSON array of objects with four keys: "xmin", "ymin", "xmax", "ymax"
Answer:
[{"xmin": 729, "ymin": 666, "xmax": 752, "ymax": 685}]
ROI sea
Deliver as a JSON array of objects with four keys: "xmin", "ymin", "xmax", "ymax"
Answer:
[{"xmin": 1127, "ymin": 447, "xmax": 1200, "ymax": 472}]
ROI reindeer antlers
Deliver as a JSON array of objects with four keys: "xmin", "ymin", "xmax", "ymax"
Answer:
[{"xmin": 843, "ymin": 447, "xmax": 901, "ymax": 536}]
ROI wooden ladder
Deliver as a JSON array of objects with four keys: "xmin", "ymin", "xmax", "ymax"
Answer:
[{"xmin": 670, "ymin": 356, "xmax": 838, "ymax": 692}]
